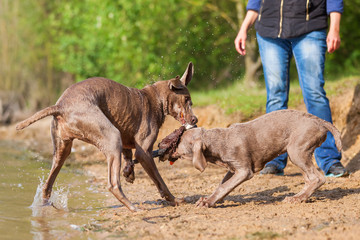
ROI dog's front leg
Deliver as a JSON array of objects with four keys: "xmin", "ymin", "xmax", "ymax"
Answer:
[
  {"xmin": 135, "ymin": 144, "xmax": 183, "ymax": 206},
  {"xmin": 196, "ymin": 168, "xmax": 253, "ymax": 208},
  {"xmin": 122, "ymin": 149, "xmax": 135, "ymax": 183}
]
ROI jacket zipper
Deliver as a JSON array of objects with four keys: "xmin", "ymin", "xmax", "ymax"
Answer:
[
  {"xmin": 306, "ymin": 0, "xmax": 310, "ymax": 21},
  {"xmin": 258, "ymin": 0, "xmax": 265, "ymax": 21},
  {"xmin": 278, "ymin": 0, "xmax": 284, "ymax": 37}
]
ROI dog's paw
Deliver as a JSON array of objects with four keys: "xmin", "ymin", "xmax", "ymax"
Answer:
[
  {"xmin": 129, "ymin": 205, "xmax": 145, "ymax": 212},
  {"xmin": 123, "ymin": 165, "xmax": 135, "ymax": 183},
  {"xmin": 169, "ymin": 197, "xmax": 185, "ymax": 207},
  {"xmin": 195, "ymin": 197, "xmax": 214, "ymax": 208},
  {"xmin": 124, "ymin": 173, "xmax": 135, "ymax": 184}
]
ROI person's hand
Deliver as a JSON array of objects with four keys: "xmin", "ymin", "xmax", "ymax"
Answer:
[
  {"xmin": 235, "ymin": 29, "xmax": 247, "ymax": 56},
  {"xmin": 327, "ymin": 12, "xmax": 341, "ymax": 53},
  {"xmin": 234, "ymin": 10, "xmax": 258, "ymax": 56},
  {"xmin": 327, "ymin": 29, "xmax": 341, "ymax": 53}
]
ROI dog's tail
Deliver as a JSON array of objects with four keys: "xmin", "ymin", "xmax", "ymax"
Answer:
[
  {"xmin": 16, "ymin": 105, "xmax": 60, "ymax": 130},
  {"xmin": 322, "ymin": 120, "xmax": 342, "ymax": 152}
]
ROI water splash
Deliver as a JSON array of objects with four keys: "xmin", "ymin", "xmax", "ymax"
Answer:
[{"xmin": 30, "ymin": 177, "xmax": 69, "ymax": 217}]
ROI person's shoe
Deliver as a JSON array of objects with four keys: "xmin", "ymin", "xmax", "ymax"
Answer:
[
  {"xmin": 260, "ymin": 164, "xmax": 284, "ymax": 176},
  {"xmin": 325, "ymin": 162, "xmax": 349, "ymax": 177}
]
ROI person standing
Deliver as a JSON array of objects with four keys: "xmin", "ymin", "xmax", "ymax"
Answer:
[{"xmin": 234, "ymin": 0, "xmax": 347, "ymax": 177}]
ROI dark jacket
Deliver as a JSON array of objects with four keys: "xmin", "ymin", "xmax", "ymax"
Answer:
[{"xmin": 247, "ymin": 0, "xmax": 343, "ymax": 39}]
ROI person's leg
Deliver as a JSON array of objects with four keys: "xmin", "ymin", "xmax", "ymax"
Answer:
[
  {"xmin": 292, "ymin": 30, "xmax": 344, "ymax": 176},
  {"xmin": 256, "ymin": 33, "xmax": 291, "ymax": 173}
]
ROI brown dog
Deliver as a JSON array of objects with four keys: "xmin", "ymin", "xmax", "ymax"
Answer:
[
  {"xmin": 16, "ymin": 62, "xmax": 198, "ymax": 212},
  {"xmin": 172, "ymin": 109, "xmax": 342, "ymax": 207}
]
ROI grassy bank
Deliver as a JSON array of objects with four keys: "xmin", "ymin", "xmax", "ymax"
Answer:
[{"xmin": 192, "ymin": 76, "xmax": 360, "ymax": 120}]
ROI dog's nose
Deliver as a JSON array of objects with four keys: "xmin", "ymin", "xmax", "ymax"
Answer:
[{"xmin": 191, "ymin": 116, "xmax": 198, "ymax": 125}]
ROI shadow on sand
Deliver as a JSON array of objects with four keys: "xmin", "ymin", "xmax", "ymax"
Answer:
[{"xmin": 184, "ymin": 184, "xmax": 360, "ymax": 209}]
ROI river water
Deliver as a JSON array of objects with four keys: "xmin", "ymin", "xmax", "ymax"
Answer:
[{"xmin": 0, "ymin": 140, "xmax": 110, "ymax": 239}]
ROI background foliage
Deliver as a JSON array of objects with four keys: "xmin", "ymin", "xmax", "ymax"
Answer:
[
  {"xmin": 326, "ymin": 0, "xmax": 360, "ymax": 75},
  {"xmin": 0, "ymin": 0, "xmax": 359, "ymax": 110}
]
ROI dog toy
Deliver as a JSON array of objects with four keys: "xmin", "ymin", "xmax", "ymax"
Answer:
[{"xmin": 123, "ymin": 125, "xmax": 190, "ymax": 182}]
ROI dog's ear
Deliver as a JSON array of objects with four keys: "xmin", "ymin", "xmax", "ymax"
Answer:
[
  {"xmin": 180, "ymin": 62, "xmax": 193, "ymax": 86},
  {"xmin": 169, "ymin": 76, "xmax": 185, "ymax": 90},
  {"xmin": 192, "ymin": 140, "xmax": 207, "ymax": 172}
]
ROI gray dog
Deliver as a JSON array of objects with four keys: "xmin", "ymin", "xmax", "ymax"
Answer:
[
  {"xmin": 16, "ymin": 62, "xmax": 198, "ymax": 212},
  {"xmin": 171, "ymin": 109, "xmax": 342, "ymax": 207}
]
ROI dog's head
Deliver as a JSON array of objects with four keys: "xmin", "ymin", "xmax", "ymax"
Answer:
[
  {"xmin": 173, "ymin": 128, "xmax": 207, "ymax": 172},
  {"xmin": 157, "ymin": 62, "xmax": 198, "ymax": 129}
]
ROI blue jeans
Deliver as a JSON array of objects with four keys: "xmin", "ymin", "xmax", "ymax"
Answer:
[{"xmin": 257, "ymin": 30, "xmax": 342, "ymax": 174}]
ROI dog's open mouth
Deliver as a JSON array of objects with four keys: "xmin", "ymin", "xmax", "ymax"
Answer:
[{"xmin": 178, "ymin": 111, "xmax": 197, "ymax": 130}]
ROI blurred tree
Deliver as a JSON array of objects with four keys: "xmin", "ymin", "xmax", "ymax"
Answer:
[
  {"xmin": 0, "ymin": 0, "xmax": 21, "ymax": 91},
  {"xmin": 0, "ymin": 0, "xmax": 65, "ymax": 108},
  {"xmin": 234, "ymin": 0, "xmax": 261, "ymax": 86},
  {"xmin": 47, "ymin": 0, "xmax": 243, "ymax": 89},
  {"xmin": 189, "ymin": 0, "xmax": 261, "ymax": 86}
]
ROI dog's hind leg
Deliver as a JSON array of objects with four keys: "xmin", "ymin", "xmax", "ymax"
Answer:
[
  {"xmin": 285, "ymin": 146, "xmax": 325, "ymax": 203},
  {"xmin": 104, "ymin": 142, "xmax": 137, "ymax": 211},
  {"xmin": 96, "ymin": 123, "xmax": 139, "ymax": 212},
  {"xmin": 43, "ymin": 119, "xmax": 73, "ymax": 205},
  {"xmin": 69, "ymin": 107, "xmax": 138, "ymax": 212}
]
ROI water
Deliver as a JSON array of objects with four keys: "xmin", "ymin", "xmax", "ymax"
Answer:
[{"xmin": 0, "ymin": 141, "xmax": 109, "ymax": 239}]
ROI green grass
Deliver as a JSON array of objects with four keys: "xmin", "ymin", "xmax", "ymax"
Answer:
[
  {"xmin": 191, "ymin": 82, "xmax": 267, "ymax": 118},
  {"xmin": 191, "ymin": 76, "xmax": 360, "ymax": 120}
]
